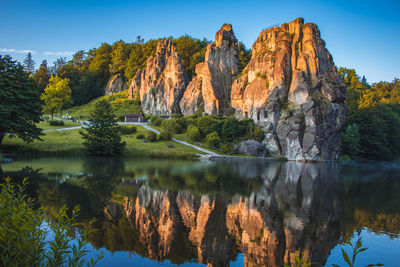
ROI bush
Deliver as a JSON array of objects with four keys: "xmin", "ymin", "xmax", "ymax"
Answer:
[
  {"xmin": 136, "ymin": 133, "xmax": 145, "ymax": 139},
  {"xmin": 161, "ymin": 119, "xmax": 181, "ymax": 136},
  {"xmin": 206, "ymin": 131, "xmax": 221, "ymax": 148},
  {"xmin": 159, "ymin": 130, "xmax": 172, "ymax": 140},
  {"xmin": 146, "ymin": 131, "xmax": 157, "ymax": 142},
  {"xmin": 187, "ymin": 125, "xmax": 202, "ymax": 141},
  {"xmin": 0, "ymin": 178, "xmax": 103, "ymax": 266},
  {"xmin": 48, "ymin": 120, "xmax": 64, "ymax": 126},
  {"xmin": 118, "ymin": 125, "xmax": 137, "ymax": 135},
  {"xmin": 152, "ymin": 118, "xmax": 164, "ymax": 126},
  {"xmin": 254, "ymin": 127, "xmax": 265, "ymax": 143}
]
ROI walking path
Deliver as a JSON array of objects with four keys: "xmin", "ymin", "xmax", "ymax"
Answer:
[{"xmin": 43, "ymin": 122, "xmax": 219, "ymax": 157}]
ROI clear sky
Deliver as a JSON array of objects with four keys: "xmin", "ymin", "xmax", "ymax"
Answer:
[{"xmin": 1, "ymin": 0, "xmax": 399, "ymax": 83}]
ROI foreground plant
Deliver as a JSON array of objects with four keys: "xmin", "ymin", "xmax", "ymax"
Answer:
[
  {"xmin": 333, "ymin": 235, "xmax": 383, "ymax": 267},
  {"xmin": 0, "ymin": 177, "xmax": 103, "ymax": 266}
]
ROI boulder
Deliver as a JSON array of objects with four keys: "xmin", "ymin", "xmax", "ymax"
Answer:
[
  {"xmin": 234, "ymin": 140, "xmax": 266, "ymax": 157},
  {"xmin": 104, "ymin": 73, "xmax": 128, "ymax": 95},
  {"xmin": 231, "ymin": 18, "xmax": 346, "ymax": 161},
  {"xmin": 180, "ymin": 24, "xmax": 239, "ymax": 115}
]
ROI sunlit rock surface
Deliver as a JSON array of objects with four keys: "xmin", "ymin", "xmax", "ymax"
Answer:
[
  {"xmin": 231, "ymin": 18, "xmax": 346, "ymax": 161},
  {"xmin": 104, "ymin": 73, "xmax": 128, "ymax": 95},
  {"xmin": 180, "ymin": 24, "xmax": 239, "ymax": 115},
  {"xmin": 128, "ymin": 40, "xmax": 187, "ymax": 115}
]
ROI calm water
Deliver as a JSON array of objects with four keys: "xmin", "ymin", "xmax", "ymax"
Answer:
[{"xmin": 1, "ymin": 156, "xmax": 400, "ymax": 267}]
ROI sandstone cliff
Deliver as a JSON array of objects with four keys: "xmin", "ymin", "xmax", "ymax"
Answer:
[
  {"xmin": 128, "ymin": 40, "xmax": 186, "ymax": 115},
  {"xmin": 180, "ymin": 24, "xmax": 239, "ymax": 115},
  {"xmin": 231, "ymin": 18, "xmax": 346, "ymax": 161},
  {"xmin": 104, "ymin": 73, "xmax": 128, "ymax": 95}
]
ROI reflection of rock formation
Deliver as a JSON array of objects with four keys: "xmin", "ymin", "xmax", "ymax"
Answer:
[
  {"xmin": 226, "ymin": 163, "xmax": 342, "ymax": 266},
  {"xmin": 104, "ymin": 162, "xmax": 342, "ymax": 266}
]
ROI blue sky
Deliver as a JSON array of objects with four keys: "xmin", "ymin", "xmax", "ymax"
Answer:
[{"xmin": 1, "ymin": 0, "xmax": 399, "ymax": 83}]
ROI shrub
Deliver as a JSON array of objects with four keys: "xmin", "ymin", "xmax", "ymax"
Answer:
[
  {"xmin": 146, "ymin": 131, "xmax": 157, "ymax": 142},
  {"xmin": 254, "ymin": 126, "xmax": 265, "ymax": 143},
  {"xmin": 161, "ymin": 119, "xmax": 181, "ymax": 136},
  {"xmin": 152, "ymin": 117, "xmax": 163, "ymax": 126},
  {"xmin": 187, "ymin": 125, "xmax": 202, "ymax": 141},
  {"xmin": 0, "ymin": 178, "xmax": 103, "ymax": 266},
  {"xmin": 48, "ymin": 120, "xmax": 64, "ymax": 126},
  {"xmin": 136, "ymin": 133, "xmax": 145, "ymax": 139},
  {"xmin": 118, "ymin": 126, "xmax": 137, "ymax": 135},
  {"xmin": 158, "ymin": 130, "xmax": 172, "ymax": 140},
  {"xmin": 206, "ymin": 131, "xmax": 221, "ymax": 148}
]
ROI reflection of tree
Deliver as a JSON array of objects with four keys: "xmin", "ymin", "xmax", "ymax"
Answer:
[
  {"xmin": 82, "ymin": 157, "xmax": 124, "ymax": 215},
  {"xmin": 147, "ymin": 163, "xmax": 263, "ymax": 197},
  {"xmin": 341, "ymin": 163, "xmax": 400, "ymax": 239}
]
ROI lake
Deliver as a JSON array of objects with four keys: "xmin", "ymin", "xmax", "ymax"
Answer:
[{"xmin": 1, "ymin": 156, "xmax": 399, "ymax": 266}]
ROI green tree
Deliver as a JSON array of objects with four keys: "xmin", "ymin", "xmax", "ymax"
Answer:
[
  {"xmin": 23, "ymin": 52, "xmax": 35, "ymax": 73},
  {"xmin": 33, "ymin": 60, "xmax": 50, "ymax": 93},
  {"xmin": 0, "ymin": 55, "xmax": 42, "ymax": 145},
  {"xmin": 41, "ymin": 75, "xmax": 71, "ymax": 118},
  {"xmin": 238, "ymin": 42, "xmax": 251, "ymax": 72},
  {"xmin": 88, "ymin": 43, "xmax": 112, "ymax": 86},
  {"xmin": 80, "ymin": 100, "xmax": 125, "ymax": 156},
  {"xmin": 50, "ymin": 57, "xmax": 67, "ymax": 76},
  {"xmin": 341, "ymin": 124, "xmax": 361, "ymax": 159},
  {"xmin": 175, "ymin": 36, "xmax": 208, "ymax": 79},
  {"xmin": 109, "ymin": 40, "xmax": 132, "ymax": 75},
  {"xmin": 124, "ymin": 40, "xmax": 158, "ymax": 79}
]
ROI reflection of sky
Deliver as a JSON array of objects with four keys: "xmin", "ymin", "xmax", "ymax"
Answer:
[{"xmin": 325, "ymin": 228, "xmax": 400, "ymax": 267}]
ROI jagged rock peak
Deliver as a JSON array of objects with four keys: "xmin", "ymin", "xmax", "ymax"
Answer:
[
  {"xmin": 231, "ymin": 18, "xmax": 346, "ymax": 161},
  {"xmin": 215, "ymin": 23, "xmax": 236, "ymax": 47},
  {"xmin": 179, "ymin": 24, "xmax": 239, "ymax": 115},
  {"xmin": 128, "ymin": 39, "xmax": 186, "ymax": 116}
]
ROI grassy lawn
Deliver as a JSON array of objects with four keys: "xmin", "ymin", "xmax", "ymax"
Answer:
[
  {"xmin": 64, "ymin": 90, "xmax": 141, "ymax": 120},
  {"xmin": 1, "ymin": 125, "xmax": 202, "ymax": 159},
  {"xmin": 37, "ymin": 120, "xmax": 82, "ymax": 130}
]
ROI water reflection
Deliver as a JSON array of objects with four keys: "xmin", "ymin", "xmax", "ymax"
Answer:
[{"xmin": 1, "ymin": 158, "xmax": 400, "ymax": 266}]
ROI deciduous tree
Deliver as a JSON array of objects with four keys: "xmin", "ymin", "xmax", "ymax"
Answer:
[{"xmin": 41, "ymin": 75, "xmax": 71, "ymax": 118}]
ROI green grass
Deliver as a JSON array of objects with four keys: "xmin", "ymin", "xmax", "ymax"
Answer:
[
  {"xmin": 64, "ymin": 90, "xmax": 141, "ymax": 120},
  {"xmin": 37, "ymin": 120, "xmax": 82, "ymax": 130},
  {"xmin": 1, "ymin": 125, "xmax": 202, "ymax": 159}
]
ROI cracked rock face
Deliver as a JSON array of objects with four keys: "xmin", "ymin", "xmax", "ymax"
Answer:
[
  {"xmin": 104, "ymin": 73, "xmax": 128, "ymax": 95},
  {"xmin": 231, "ymin": 18, "xmax": 346, "ymax": 161},
  {"xmin": 180, "ymin": 24, "xmax": 239, "ymax": 115},
  {"xmin": 128, "ymin": 40, "xmax": 187, "ymax": 115}
]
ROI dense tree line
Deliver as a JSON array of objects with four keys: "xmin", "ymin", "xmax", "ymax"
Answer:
[
  {"xmin": 30, "ymin": 36, "xmax": 252, "ymax": 108},
  {"xmin": 339, "ymin": 67, "xmax": 400, "ymax": 160}
]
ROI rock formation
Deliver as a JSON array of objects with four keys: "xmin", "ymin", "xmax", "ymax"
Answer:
[
  {"xmin": 231, "ymin": 18, "xmax": 346, "ymax": 161},
  {"xmin": 128, "ymin": 40, "xmax": 186, "ymax": 115},
  {"xmin": 180, "ymin": 24, "xmax": 239, "ymax": 115},
  {"xmin": 104, "ymin": 73, "xmax": 128, "ymax": 95},
  {"xmin": 233, "ymin": 140, "xmax": 266, "ymax": 157}
]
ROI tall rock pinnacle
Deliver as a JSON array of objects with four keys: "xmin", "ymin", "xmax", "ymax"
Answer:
[
  {"xmin": 180, "ymin": 24, "xmax": 240, "ymax": 115},
  {"xmin": 231, "ymin": 18, "xmax": 346, "ymax": 161}
]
